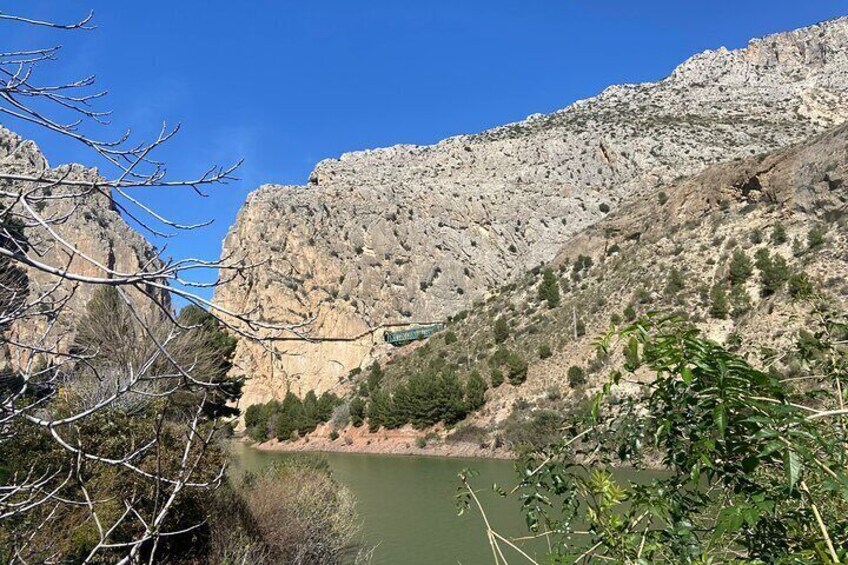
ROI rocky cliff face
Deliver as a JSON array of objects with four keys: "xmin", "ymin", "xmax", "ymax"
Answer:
[
  {"xmin": 0, "ymin": 126, "xmax": 161, "ymax": 363},
  {"xmin": 216, "ymin": 17, "xmax": 848, "ymax": 406}
]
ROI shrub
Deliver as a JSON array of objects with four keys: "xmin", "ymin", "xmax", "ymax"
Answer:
[
  {"xmin": 728, "ymin": 249, "xmax": 753, "ymax": 285},
  {"xmin": 508, "ymin": 244, "xmax": 517, "ymax": 253},
  {"xmin": 575, "ymin": 319, "xmax": 586, "ymax": 337},
  {"xmin": 367, "ymin": 362, "xmax": 383, "ymax": 393},
  {"xmin": 211, "ymin": 457, "xmax": 360, "ymax": 564},
  {"xmin": 415, "ymin": 436, "xmax": 427, "ymax": 448},
  {"xmin": 788, "ymin": 272, "xmax": 814, "ymax": 299},
  {"xmin": 490, "ymin": 368, "xmax": 505, "ymax": 388},
  {"xmin": 623, "ymin": 304, "xmax": 637, "ymax": 322},
  {"xmin": 754, "ymin": 249, "xmax": 789, "ymax": 296},
  {"xmin": 709, "ymin": 283, "xmax": 729, "ymax": 319},
  {"xmin": 349, "ymin": 397, "xmax": 366, "ymax": 427},
  {"xmin": 610, "ymin": 313, "xmax": 622, "ymax": 326},
  {"xmin": 664, "ymin": 267, "xmax": 685, "ymax": 295},
  {"xmin": 444, "ymin": 331, "xmax": 458, "ymax": 345},
  {"xmin": 465, "ymin": 371, "xmax": 488, "ymax": 412},
  {"xmin": 658, "ymin": 191, "xmax": 668, "ymax": 205},
  {"xmin": 599, "ymin": 203, "xmax": 610, "ymax": 213},
  {"xmin": 573, "ymin": 254, "xmax": 593, "ymax": 273},
  {"xmin": 730, "ymin": 285, "xmax": 751, "ymax": 319},
  {"xmin": 539, "ymin": 344, "xmax": 552, "ymax": 359},
  {"xmin": 749, "ymin": 228, "xmax": 762, "ymax": 244},
  {"xmin": 493, "ymin": 316, "xmax": 509, "ymax": 344},
  {"xmin": 567, "ymin": 365, "xmax": 586, "ymax": 387},
  {"xmin": 807, "ymin": 223, "xmax": 826, "ymax": 250},
  {"xmin": 771, "ymin": 222, "xmax": 787, "ymax": 244},
  {"xmin": 329, "ymin": 430, "xmax": 339, "ymax": 441},
  {"xmin": 506, "ymin": 353, "xmax": 529, "ymax": 385},
  {"xmin": 538, "ymin": 267, "xmax": 561, "ymax": 308},
  {"xmin": 503, "ymin": 409, "xmax": 563, "ymax": 453}
]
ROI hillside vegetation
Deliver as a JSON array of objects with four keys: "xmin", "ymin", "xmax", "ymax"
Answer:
[{"xmin": 284, "ymin": 123, "xmax": 848, "ymax": 455}]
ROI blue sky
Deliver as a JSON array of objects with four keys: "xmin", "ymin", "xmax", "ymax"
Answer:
[{"xmin": 6, "ymin": 1, "xmax": 847, "ymax": 300}]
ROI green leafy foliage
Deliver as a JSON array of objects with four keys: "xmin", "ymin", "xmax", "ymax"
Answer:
[
  {"xmin": 469, "ymin": 312, "xmax": 848, "ymax": 564},
  {"xmin": 539, "ymin": 343, "xmax": 552, "ymax": 359}
]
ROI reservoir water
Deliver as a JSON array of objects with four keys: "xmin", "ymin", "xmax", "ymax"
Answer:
[{"xmin": 231, "ymin": 443, "xmax": 547, "ymax": 565}]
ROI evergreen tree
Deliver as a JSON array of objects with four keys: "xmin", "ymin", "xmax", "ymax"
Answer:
[
  {"xmin": 275, "ymin": 392, "xmax": 305, "ymax": 440},
  {"xmin": 728, "ymin": 249, "xmax": 753, "ymax": 286},
  {"xmin": 464, "ymin": 371, "xmax": 487, "ymax": 412},
  {"xmin": 538, "ymin": 267, "xmax": 561, "ymax": 308},
  {"xmin": 349, "ymin": 397, "xmax": 366, "ymax": 427},
  {"xmin": 493, "ymin": 316, "xmax": 509, "ymax": 344},
  {"xmin": 771, "ymin": 222, "xmax": 787, "ymax": 244},
  {"xmin": 709, "ymin": 283, "xmax": 729, "ymax": 319}
]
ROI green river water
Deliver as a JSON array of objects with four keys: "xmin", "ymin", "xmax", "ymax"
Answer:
[{"xmin": 231, "ymin": 444, "xmax": 652, "ymax": 565}]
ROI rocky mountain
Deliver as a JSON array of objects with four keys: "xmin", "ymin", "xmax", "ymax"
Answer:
[
  {"xmin": 287, "ymin": 120, "xmax": 848, "ymax": 456},
  {"xmin": 0, "ymin": 126, "xmax": 160, "ymax": 366},
  {"xmin": 216, "ymin": 17, "xmax": 848, "ymax": 407}
]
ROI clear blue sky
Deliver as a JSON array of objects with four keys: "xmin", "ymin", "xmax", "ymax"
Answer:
[{"xmin": 7, "ymin": 1, "xmax": 847, "ymax": 300}]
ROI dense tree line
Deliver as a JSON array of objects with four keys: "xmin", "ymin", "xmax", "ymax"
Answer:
[{"xmin": 245, "ymin": 390, "xmax": 341, "ymax": 442}]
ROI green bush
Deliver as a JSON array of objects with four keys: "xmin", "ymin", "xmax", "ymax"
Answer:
[
  {"xmin": 349, "ymin": 397, "xmax": 366, "ymax": 427},
  {"xmin": 658, "ymin": 191, "xmax": 668, "ymax": 205},
  {"xmin": 444, "ymin": 331, "xmax": 458, "ymax": 345},
  {"xmin": 506, "ymin": 353, "xmax": 529, "ymax": 385},
  {"xmin": 567, "ymin": 365, "xmax": 586, "ymax": 387},
  {"xmin": 749, "ymin": 228, "xmax": 762, "ymax": 244},
  {"xmin": 771, "ymin": 222, "xmax": 787, "ymax": 244},
  {"xmin": 329, "ymin": 430, "xmax": 339, "ymax": 441},
  {"xmin": 787, "ymin": 272, "xmax": 814, "ymax": 299},
  {"xmin": 539, "ymin": 343, "xmax": 552, "ymax": 359},
  {"xmin": 754, "ymin": 249, "xmax": 789, "ymax": 296},
  {"xmin": 465, "ymin": 371, "xmax": 488, "ymax": 412},
  {"xmin": 367, "ymin": 362, "xmax": 383, "ymax": 393},
  {"xmin": 623, "ymin": 304, "xmax": 637, "ymax": 322},
  {"xmin": 538, "ymin": 267, "xmax": 561, "ymax": 308},
  {"xmin": 493, "ymin": 316, "xmax": 509, "ymax": 344},
  {"xmin": 807, "ymin": 223, "xmax": 826, "ymax": 250},
  {"xmin": 728, "ymin": 249, "xmax": 753, "ymax": 285},
  {"xmin": 490, "ymin": 368, "xmax": 505, "ymax": 388},
  {"xmin": 730, "ymin": 285, "xmax": 751, "ymax": 319},
  {"xmin": 709, "ymin": 283, "xmax": 729, "ymax": 319},
  {"xmin": 664, "ymin": 267, "xmax": 685, "ymax": 295},
  {"xmin": 575, "ymin": 319, "xmax": 586, "ymax": 337},
  {"xmin": 599, "ymin": 203, "xmax": 610, "ymax": 213}
]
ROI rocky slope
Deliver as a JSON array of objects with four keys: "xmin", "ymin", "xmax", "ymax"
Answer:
[
  {"xmin": 293, "ymin": 121, "xmax": 846, "ymax": 457},
  {"xmin": 0, "ymin": 126, "xmax": 161, "ymax": 366},
  {"xmin": 217, "ymin": 17, "xmax": 848, "ymax": 407}
]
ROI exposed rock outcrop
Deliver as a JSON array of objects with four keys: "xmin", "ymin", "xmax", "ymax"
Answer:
[
  {"xmin": 0, "ymin": 126, "xmax": 161, "ymax": 364},
  {"xmin": 216, "ymin": 17, "xmax": 848, "ymax": 406}
]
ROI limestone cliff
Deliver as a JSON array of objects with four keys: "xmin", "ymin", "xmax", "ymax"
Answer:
[
  {"xmin": 216, "ymin": 17, "xmax": 848, "ymax": 406},
  {"xmin": 0, "ymin": 126, "xmax": 161, "ymax": 363}
]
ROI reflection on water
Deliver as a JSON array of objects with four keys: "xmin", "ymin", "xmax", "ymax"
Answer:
[{"xmin": 230, "ymin": 443, "xmax": 543, "ymax": 565}]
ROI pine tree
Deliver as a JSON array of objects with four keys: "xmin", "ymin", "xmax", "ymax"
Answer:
[
  {"xmin": 728, "ymin": 249, "xmax": 753, "ymax": 286},
  {"xmin": 709, "ymin": 283, "xmax": 729, "ymax": 319},
  {"xmin": 464, "ymin": 371, "xmax": 487, "ymax": 411},
  {"xmin": 538, "ymin": 267, "xmax": 561, "ymax": 308}
]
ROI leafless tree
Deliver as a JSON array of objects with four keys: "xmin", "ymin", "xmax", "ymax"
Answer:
[{"xmin": 0, "ymin": 9, "xmax": 306, "ymax": 563}]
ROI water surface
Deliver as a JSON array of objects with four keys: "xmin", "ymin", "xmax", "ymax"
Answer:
[{"xmin": 231, "ymin": 444, "xmax": 543, "ymax": 565}]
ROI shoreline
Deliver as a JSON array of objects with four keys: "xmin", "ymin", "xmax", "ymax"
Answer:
[{"xmin": 241, "ymin": 422, "xmax": 515, "ymax": 460}]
